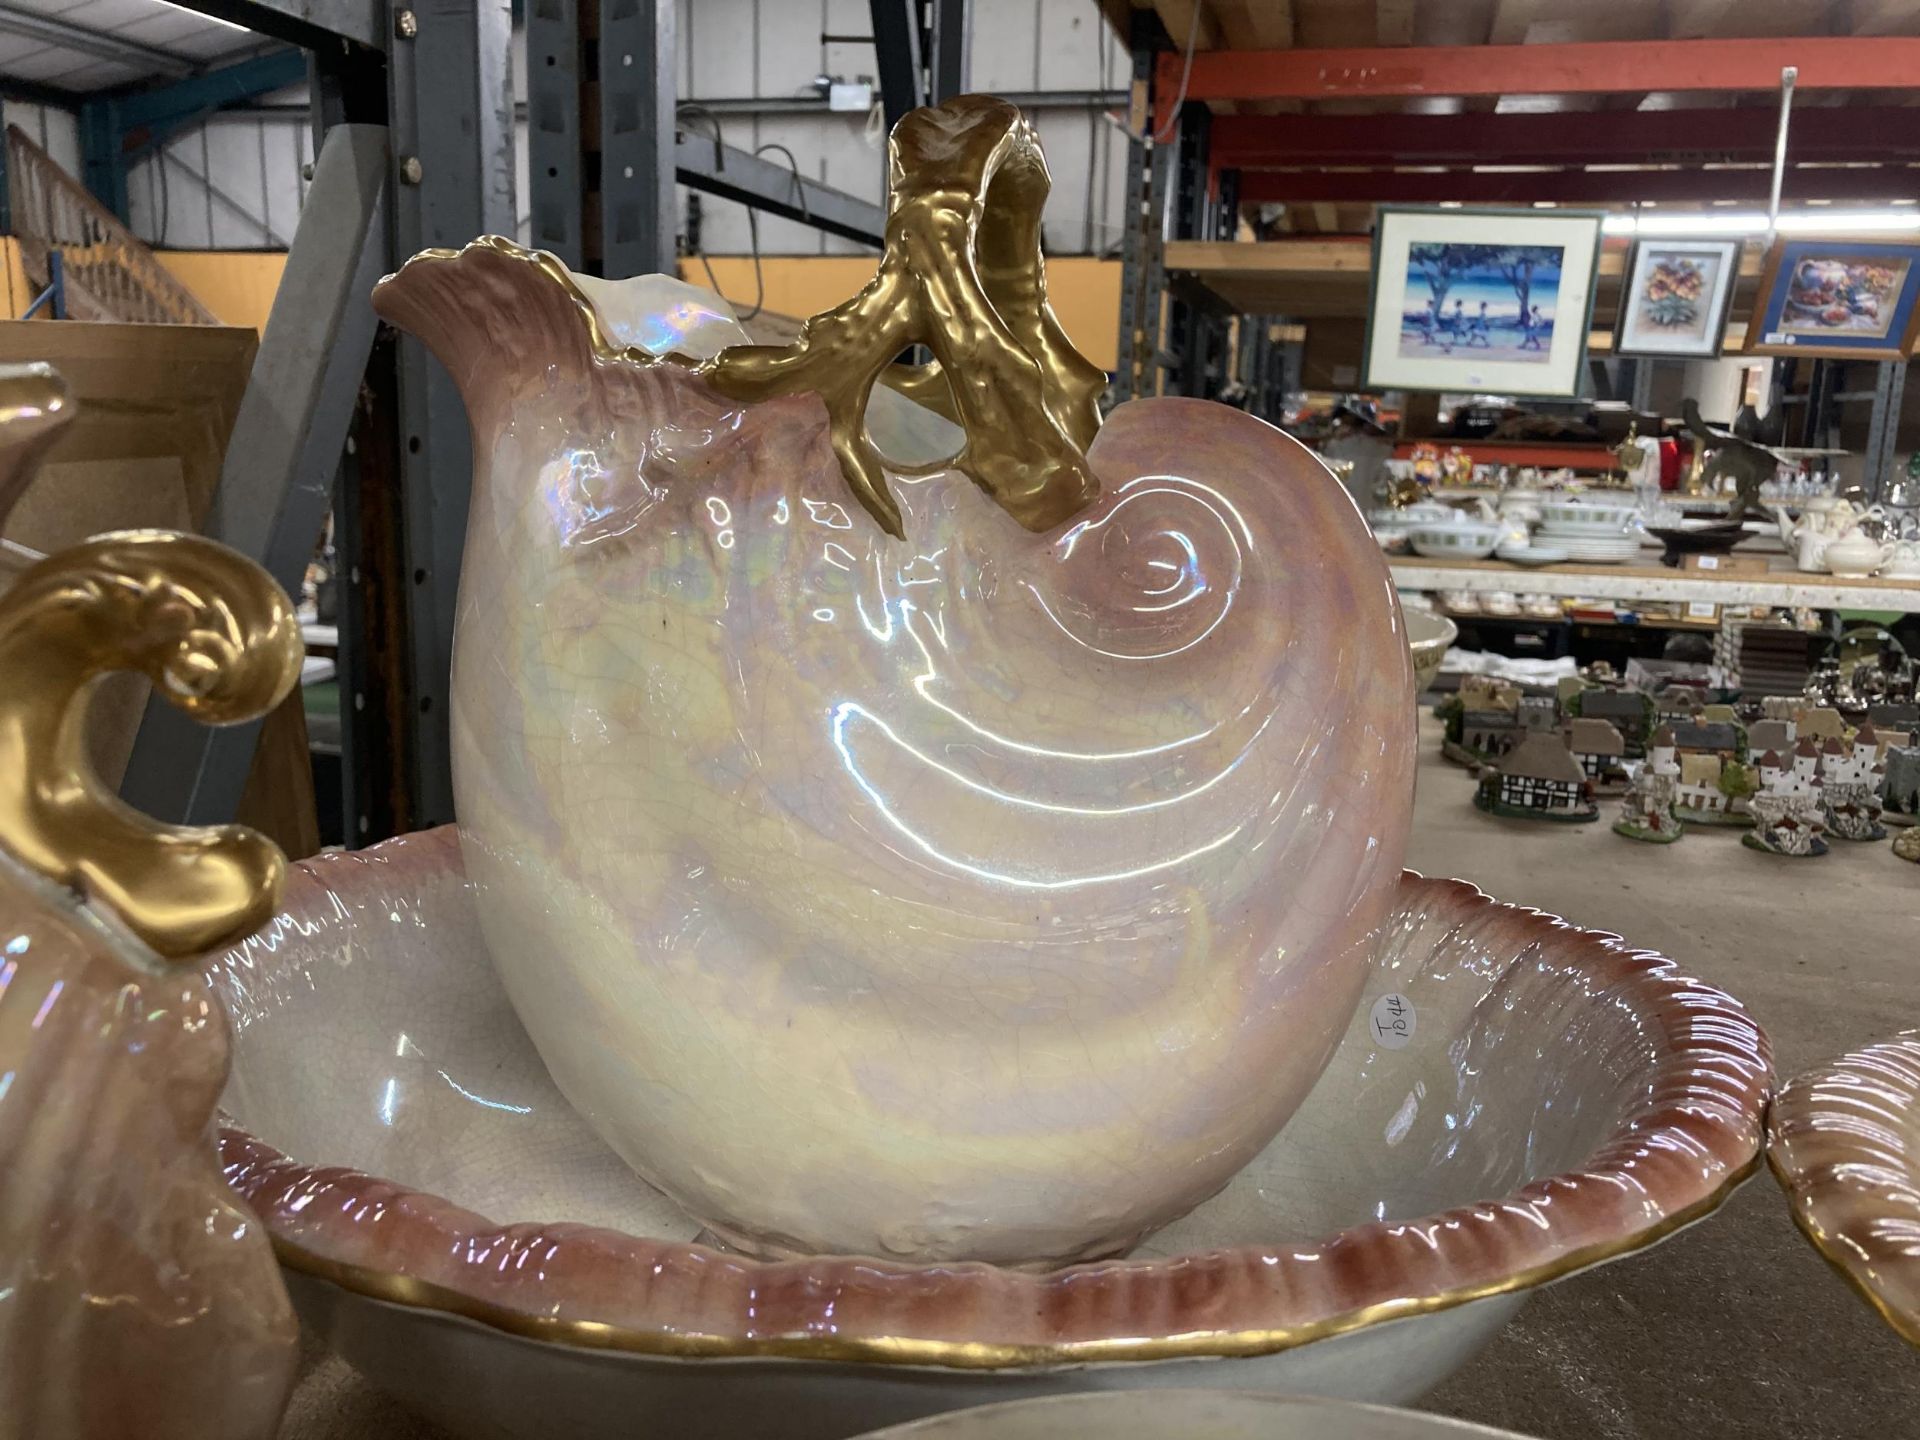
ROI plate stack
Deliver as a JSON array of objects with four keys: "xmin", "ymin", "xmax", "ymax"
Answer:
[{"xmin": 1534, "ymin": 499, "xmax": 1643, "ymax": 564}]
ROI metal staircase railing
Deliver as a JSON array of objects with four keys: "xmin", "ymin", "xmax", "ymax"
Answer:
[{"xmin": 5, "ymin": 125, "xmax": 220, "ymax": 326}]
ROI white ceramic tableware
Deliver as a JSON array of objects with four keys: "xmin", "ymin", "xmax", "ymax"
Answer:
[
  {"xmin": 1538, "ymin": 499, "xmax": 1639, "ymax": 529},
  {"xmin": 1495, "ymin": 544, "xmax": 1570, "ymax": 566},
  {"xmin": 1824, "ymin": 530, "xmax": 1896, "ymax": 577},
  {"xmin": 1405, "ymin": 608, "xmax": 1458, "ymax": 694},
  {"xmin": 1410, "ymin": 521, "xmax": 1503, "ymax": 559}
]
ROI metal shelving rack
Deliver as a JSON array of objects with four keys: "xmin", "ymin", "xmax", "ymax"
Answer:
[
  {"xmin": 118, "ymin": 0, "xmax": 938, "ymax": 848},
  {"xmin": 1114, "ymin": 24, "xmax": 1919, "ymax": 496}
]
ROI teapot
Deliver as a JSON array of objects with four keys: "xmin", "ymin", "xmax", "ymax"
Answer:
[
  {"xmin": 1823, "ymin": 524, "xmax": 1896, "ymax": 577},
  {"xmin": 1774, "ymin": 498, "xmax": 1864, "ymax": 572},
  {"xmin": 1883, "ymin": 537, "xmax": 1920, "ymax": 579}
]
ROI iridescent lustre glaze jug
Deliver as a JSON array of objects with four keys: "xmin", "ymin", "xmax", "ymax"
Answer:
[
  {"xmin": 374, "ymin": 96, "xmax": 1416, "ymax": 1264},
  {"xmin": 0, "ymin": 365, "xmax": 304, "ymax": 1437}
]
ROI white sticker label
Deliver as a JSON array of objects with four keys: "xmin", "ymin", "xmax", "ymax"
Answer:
[
  {"xmin": 1695, "ymin": 555, "xmax": 1720, "ymax": 570},
  {"xmin": 1370, "ymin": 992, "xmax": 1417, "ymax": 1050}
]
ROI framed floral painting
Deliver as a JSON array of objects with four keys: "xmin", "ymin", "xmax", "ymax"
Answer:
[
  {"xmin": 1362, "ymin": 206, "xmax": 1605, "ymax": 398},
  {"xmin": 1614, "ymin": 239, "xmax": 1742, "ymax": 359},
  {"xmin": 1744, "ymin": 236, "xmax": 1920, "ymax": 360}
]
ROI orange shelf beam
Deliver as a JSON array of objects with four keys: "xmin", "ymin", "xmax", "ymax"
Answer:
[{"xmin": 1158, "ymin": 37, "xmax": 1920, "ymax": 125}]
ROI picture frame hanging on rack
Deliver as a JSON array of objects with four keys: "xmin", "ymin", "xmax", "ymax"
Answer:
[
  {"xmin": 1614, "ymin": 238, "xmax": 1744, "ymax": 359},
  {"xmin": 1744, "ymin": 235, "xmax": 1920, "ymax": 360},
  {"xmin": 1361, "ymin": 206, "xmax": 1605, "ymax": 399}
]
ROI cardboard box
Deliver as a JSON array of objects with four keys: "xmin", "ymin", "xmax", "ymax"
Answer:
[{"xmin": 1681, "ymin": 552, "xmax": 1771, "ymax": 576}]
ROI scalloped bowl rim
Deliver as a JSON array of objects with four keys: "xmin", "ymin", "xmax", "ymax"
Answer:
[
  {"xmin": 215, "ymin": 830, "xmax": 1771, "ymax": 1374},
  {"xmin": 1766, "ymin": 1029, "xmax": 1920, "ymax": 1349}
]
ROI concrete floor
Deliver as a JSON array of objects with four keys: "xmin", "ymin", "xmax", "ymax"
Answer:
[{"xmin": 280, "ymin": 714, "xmax": 1919, "ymax": 1438}]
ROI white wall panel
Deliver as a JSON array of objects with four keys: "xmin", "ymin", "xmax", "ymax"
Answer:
[
  {"xmin": 757, "ymin": 0, "xmax": 822, "ymax": 98},
  {"xmin": 970, "ymin": 0, "xmax": 1039, "ymax": 91},
  {"xmin": 1036, "ymin": 0, "xmax": 1109, "ymax": 91},
  {"xmin": 93, "ymin": 3, "xmax": 1127, "ymax": 261},
  {"xmin": 688, "ymin": 0, "xmax": 750, "ymax": 98},
  {"xmin": 2, "ymin": 100, "xmax": 82, "ymax": 178}
]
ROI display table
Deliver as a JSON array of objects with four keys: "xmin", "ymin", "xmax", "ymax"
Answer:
[{"xmin": 1389, "ymin": 554, "xmax": 1920, "ymax": 613}]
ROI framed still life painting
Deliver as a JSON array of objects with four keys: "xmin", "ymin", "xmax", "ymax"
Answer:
[
  {"xmin": 1362, "ymin": 206, "xmax": 1605, "ymax": 398},
  {"xmin": 1614, "ymin": 238, "xmax": 1742, "ymax": 359},
  {"xmin": 1744, "ymin": 236, "xmax": 1920, "ymax": 360}
]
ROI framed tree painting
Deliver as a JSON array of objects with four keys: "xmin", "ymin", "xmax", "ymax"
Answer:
[
  {"xmin": 1615, "ymin": 238, "xmax": 1743, "ymax": 359},
  {"xmin": 1744, "ymin": 236, "xmax": 1920, "ymax": 360},
  {"xmin": 1362, "ymin": 207, "xmax": 1605, "ymax": 398}
]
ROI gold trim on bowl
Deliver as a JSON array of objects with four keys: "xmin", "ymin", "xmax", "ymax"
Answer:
[{"xmin": 256, "ymin": 1153, "xmax": 1759, "ymax": 1370}]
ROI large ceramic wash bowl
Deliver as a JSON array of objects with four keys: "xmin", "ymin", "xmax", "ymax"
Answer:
[{"xmin": 209, "ymin": 830, "xmax": 1769, "ymax": 1440}]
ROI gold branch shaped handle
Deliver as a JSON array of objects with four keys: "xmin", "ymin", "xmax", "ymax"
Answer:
[
  {"xmin": 699, "ymin": 94, "xmax": 1108, "ymax": 539},
  {"xmin": 0, "ymin": 529, "xmax": 302, "ymax": 958}
]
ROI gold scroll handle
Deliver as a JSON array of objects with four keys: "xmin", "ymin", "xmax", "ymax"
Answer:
[
  {"xmin": 699, "ymin": 94, "xmax": 1108, "ymax": 540},
  {"xmin": 0, "ymin": 529, "xmax": 302, "ymax": 958}
]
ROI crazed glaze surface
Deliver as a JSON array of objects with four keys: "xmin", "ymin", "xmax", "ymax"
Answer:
[
  {"xmin": 0, "ymin": 863, "xmax": 298, "ymax": 1439},
  {"xmin": 0, "ymin": 372, "xmax": 301, "ymax": 1438},
  {"xmin": 1768, "ymin": 1030, "xmax": 1920, "ymax": 1347},
  {"xmin": 209, "ymin": 828, "xmax": 1770, "ymax": 1399},
  {"xmin": 371, "ymin": 243, "xmax": 1416, "ymax": 1264}
]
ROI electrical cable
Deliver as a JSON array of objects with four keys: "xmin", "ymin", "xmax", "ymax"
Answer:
[{"xmin": 1148, "ymin": 3, "xmax": 1201, "ymax": 143}]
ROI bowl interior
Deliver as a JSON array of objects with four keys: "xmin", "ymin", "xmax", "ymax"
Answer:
[{"xmin": 212, "ymin": 834, "xmax": 1704, "ymax": 1264}]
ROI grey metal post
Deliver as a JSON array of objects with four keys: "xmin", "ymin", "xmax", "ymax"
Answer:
[
  {"xmin": 600, "ymin": 0, "xmax": 676, "ymax": 277},
  {"xmin": 1865, "ymin": 359, "xmax": 1908, "ymax": 500},
  {"xmin": 527, "ymin": 0, "xmax": 584, "ymax": 268},
  {"xmin": 387, "ymin": 0, "xmax": 517, "ymax": 826},
  {"xmin": 120, "ymin": 124, "xmax": 390, "ymax": 826}
]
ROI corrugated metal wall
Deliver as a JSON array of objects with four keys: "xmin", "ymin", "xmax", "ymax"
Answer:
[{"xmin": 16, "ymin": 0, "xmax": 1129, "ymax": 259}]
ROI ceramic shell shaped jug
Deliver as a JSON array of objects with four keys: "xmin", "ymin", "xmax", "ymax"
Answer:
[
  {"xmin": 0, "ymin": 367, "xmax": 305, "ymax": 1438},
  {"xmin": 374, "ymin": 96, "xmax": 1416, "ymax": 1266}
]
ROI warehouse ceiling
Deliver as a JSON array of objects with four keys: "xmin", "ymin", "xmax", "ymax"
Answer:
[
  {"xmin": 0, "ymin": 0, "xmax": 272, "ymax": 95},
  {"xmin": 1110, "ymin": 0, "xmax": 1920, "ymax": 234}
]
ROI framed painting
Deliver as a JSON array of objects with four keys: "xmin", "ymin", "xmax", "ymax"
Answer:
[
  {"xmin": 1615, "ymin": 238, "xmax": 1743, "ymax": 359},
  {"xmin": 1744, "ymin": 236, "xmax": 1920, "ymax": 360},
  {"xmin": 1362, "ymin": 207, "xmax": 1605, "ymax": 398}
]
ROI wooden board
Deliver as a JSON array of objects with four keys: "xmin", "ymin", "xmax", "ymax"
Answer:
[
  {"xmin": 1165, "ymin": 237, "xmax": 1766, "ymax": 334},
  {"xmin": 0, "ymin": 319, "xmax": 320, "ymax": 860}
]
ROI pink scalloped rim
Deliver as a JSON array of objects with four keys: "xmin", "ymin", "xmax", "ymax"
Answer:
[
  {"xmin": 217, "ymin": 831, "xmax": 1772, "ymax": 1368},
  {"xmin": 1768, "ymin": 1029, "xmax": 1920, "ymax": 1349}
]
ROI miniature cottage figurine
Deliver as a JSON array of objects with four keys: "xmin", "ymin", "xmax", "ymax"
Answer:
[
  {"xmin": 1795, "ymin": 706, "xmax": 1848, "ymax": 743},
  {"xmin": 1566, "ymin": 717, "xmax": 1629, "ymax": 792},
  {"xmin": 1615, "ymin": 725, "xmax": 1684, "ymax": 843},
  {"xmin": 1441, "ymin": 674, "xmax": 1527, "ymax": 766},
  {"xmin": 1570, "ymin": 685, "xmax": 1658, "ymax": 757},
  {"xmin": 1744, "ymin": 744, "xmax": 1830, "ymax": 857},
  {"xmin": 1518, "ymin": 695, "xmax": 1559, "ymax": 733},
  {"xmin": 1821, "ymin": 728, "xmax": 1888, "ymax": 842},
  {"xmin": 1476, "ymin": 730, "xmax": 1599, "ymax": 822},
  {"xmin": 1746, "ymin": 718, "xmax": 1796, "ymax": 757},
  {"xmin": 1674, "ymin": 751, "xmax": 1757, "ymax": 826},
  {"xmin": 1882, "ymin": 743, "xmax": 1920, "ymax": 823}
]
